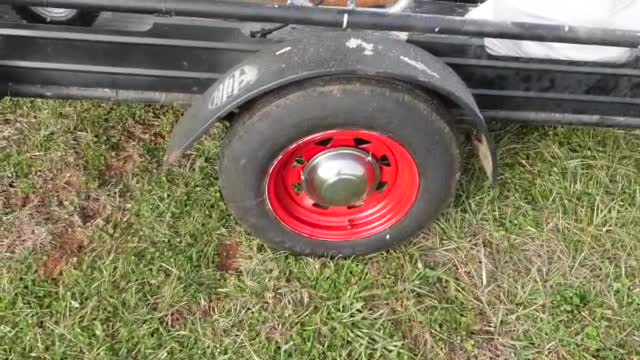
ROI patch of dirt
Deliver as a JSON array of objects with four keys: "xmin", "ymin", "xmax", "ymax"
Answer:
[
  {"xmin": 3, "ymin": 167, "xmax": 84, "ymax": 211},
  {"xmin": 78, "ymin": 200, "xmax": 100, "ymax": 225},
  {"xmin": 471, "ymin": 316, "xmax": 514, "ymax": 360},
  {"xmin": 1, "ymin": 172, "xmax": 77, "ymax": 257},
  {"xmin": 22, "ymin": 192, "xmax": 48, "ymax": 209},
  {"xmin": 264, "ymin": 286, "xmax": 315, "ymax": 315},
  {"xmin": 217, "ymin": 241, "xmax": 243, "ymax": 274},
  {"xmin": 54, "ymin": 170, "xmax": 83, "ymax": 203},
  {"xmin": 163, "ymin": 296, "xmax": 224, "ymax": 330},
  {"xmin": 57, "ymin": 228, "xmax": 87, "ymax": 255},
  {"xmin": 422, "ymin": 225, "xmax": 499, "ymax": 293},
  {"xmin": 165, "ymin": 307, "xmax": 189, "ymax": 330},
  {"xmin": 0, "ymin": 211, "xmax": 52, "ymax": 256},
  {"xmin": 444, "ymin": 342, "xmax": 469, "ymax": 360},
  {"xmin": 401, "ymin": 320, "xmax": 435, "ymax": 358},
  {"xmin": 164, "ymin": 296, "xmax": 227, "ymax": 330},
  {"xmin": 149, "ymin": 129, "xmax": 168, "ymax": 145},
  {"xmin": 399, "ymin": 319, "xmax": 507, "ymax": 360},
  {"xmin": 0, "ymin": 179, "xmax": 45, "ymax": 211},
  {"xmin": 1, "ymin": 188, "xmax": 47, "ymax": 212},
  {"xmin": 39, "ymin": 253, "xmax": 70, "ymax": 279},
  {"xmin": 197, "ymin": 296, "xmax": 224, "ymax": 319},
  {"xmin": 78, "ymin": 193, "xmax": 109, "ymax": 225},
  {"xmin": 126, "ymin": 123, "xmax": 168, "ymax": 146},
  {"xmin": 2, "ymin": 111, "xmax": 140, "ymax": 265},
  {"xmin": 366, "ymin": 257, "xmax": 383, "ymax": 277},
  {"xmin": 106, "ymin": 147, "xmax": 141, "ymax": 178},
  {"xmin": 0, "ymin": 116, "xmax": 26, "ymax": 149},
  {"xmin": 1, "ymin": 165, "xmax": 119, "ymax": 258},
  {"xmin": 263, "ymin": 323, "xmax": 290, "ymax": 343},
  {"xmin": 38, "ymin": 227, "xmax": 87, "ymax": 279},
  {"xmin": 476, "ymin": 339, "xmax": 514, "ymax": 360}
]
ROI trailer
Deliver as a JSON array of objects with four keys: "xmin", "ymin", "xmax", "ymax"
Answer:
[{"xmin": 2, "ymin": 0, "xmax": 639, "ymax": 256}]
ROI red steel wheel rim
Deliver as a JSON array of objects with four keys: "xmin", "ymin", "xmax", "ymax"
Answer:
[{"xmin": 266, "ymin": 129, "xmax": 420, "ymax": 241}]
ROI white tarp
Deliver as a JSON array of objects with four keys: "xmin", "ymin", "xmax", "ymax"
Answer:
[{"xmin": 466, "ymin": 0, "xmax": 640, "ymax": 63}]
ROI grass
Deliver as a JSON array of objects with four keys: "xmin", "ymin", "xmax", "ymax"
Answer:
[{"xmin": 1, "ymin": 98, "xmax": 640, "ymax": 359}]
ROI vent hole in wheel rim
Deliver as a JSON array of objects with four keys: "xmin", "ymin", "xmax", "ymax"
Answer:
[
  {"xmin": 312, "ymin": 203, "xmax": 330, "ymax": 210},
  {"xmin": 292, "ymin": 156, "xmax": 306, "ymax": 168},
  {"xmin": 315, "ymin": 138, "xmax": 333, "ymax": 147},
  {"xmin": 376, "ymin": 182, "xmax": 389, "ymax": 193},
  {"xmin": 347, "ymin": 202, "xmax": 365, "ymax": 210},
  {"xmin": 379, "ymin": 155, "xmax": 391, "ymax": 167},
  {"xmin": 293, "ymin": 183, "xmax": 304, "ymax": 195},
  {"xmin": 354, "ymin": 138, "xmax": 371, "ymax": 147}
]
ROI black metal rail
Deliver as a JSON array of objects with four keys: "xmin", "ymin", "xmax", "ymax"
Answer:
[
  {"xmin": 7, "ymin": 83, "xmax": 196, "ymax": 104},
  {"xmin": 4, "ymin": 0, "xmax": 640, "ymax": 48},
  {"xmin": 0, "ymin": 27, "xmax": 264, "ymax": 51},
  {"xmin": 483, "ymin": 111, "xmax": 640, "ymax": 129},
  {"xmin": 1, "ymin": 19, "xmax": 639, "ymax": 115},
  {"xmin": 2, "ymin": 3, "xmax": 640, "ymax": 128}
]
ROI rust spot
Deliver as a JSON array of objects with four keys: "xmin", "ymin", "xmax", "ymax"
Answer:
[{"xmin": 217, "ymin": 241, "xmax": 243, "ymax": 274}]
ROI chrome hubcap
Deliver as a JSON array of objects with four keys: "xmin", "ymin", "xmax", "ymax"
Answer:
[{"xmin": 303, "ymin": 148, "xmax": 381, "ymax": 207}]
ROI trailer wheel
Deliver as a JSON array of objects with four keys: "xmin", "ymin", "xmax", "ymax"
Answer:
[
  {"xmin": 220, "ymin": 78, "xmax": 460, "ymax": 257},
  {"xmin": 14, "ymin": 7, "xmax": 100, "ymax": 26}
]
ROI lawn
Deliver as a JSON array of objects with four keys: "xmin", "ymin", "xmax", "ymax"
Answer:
[{"xmin": 1, "ymin": 98, "xmax": 639, "ymax": 359}]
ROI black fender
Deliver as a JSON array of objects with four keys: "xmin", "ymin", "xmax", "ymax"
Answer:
[{"xmin": 166, "ymin": 32, "xmax": 496, "ymax": 180}]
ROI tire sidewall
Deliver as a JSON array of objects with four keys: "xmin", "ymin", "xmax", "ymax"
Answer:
[{"xmin": 221, "ymin": 78, "xmax": 460, "ymax": 256}]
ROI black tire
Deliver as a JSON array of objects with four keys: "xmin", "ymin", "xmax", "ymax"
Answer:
[
  {"xmin": 14, "ymin": 7, "xmax": 100, "ymax": 26},
  {"xmin": 220, "ymin": 77, "xmax": 460, "ymax": 257}
]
